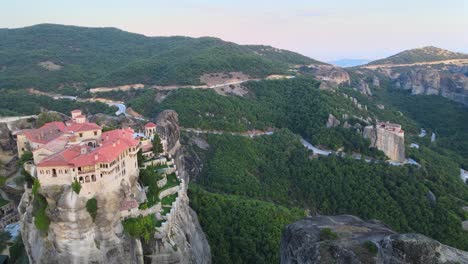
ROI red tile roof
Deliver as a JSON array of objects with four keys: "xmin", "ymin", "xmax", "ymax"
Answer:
[
  {"xmin": 38, "ymin": 128, "xmax": 139, "ymax": 168},
  {"xmin": 65, "ymin": 122, "xmax": 101, "ymax": 133},
  {"xmin": 20, "ymin": 122, "xmax": 67, "ymax": 144},
  {"xmin": 145, "ymin": 122, "xmax": 156, "ymax": 128}
]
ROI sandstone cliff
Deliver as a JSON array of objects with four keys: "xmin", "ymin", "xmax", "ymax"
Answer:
[
  {"xmin": 19, "ymin": 110, "xmax": 211, "ymax": 264},
  {"xmin": 280, "ymin": 215, "xmax": 468, "ymax": 264},
  {"xmin": 363, "ymin": 123, "xmax": 405, "ymax": 162},
  {"xmin": 356, "ymin": 50, "xmax": 468, "ymax": 105}
]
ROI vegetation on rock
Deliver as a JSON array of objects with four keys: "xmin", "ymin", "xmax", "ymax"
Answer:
[
  {"xmin": 86, "ymin": 198, "xmax": 98, "ymax": 221},
  {"xmin": 122, "ymin": 215, "xmax": 157, "ymax": 242},
  {"xmin": 71, "ymin": 180, "xmax": 81, "ymax": 194}
]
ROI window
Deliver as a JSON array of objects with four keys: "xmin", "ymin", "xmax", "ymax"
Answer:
[
  {"xmin": 79, "ymin": 133, "xmax": 83, "ymax": 138},
  {"xmin": 94, "ymin": 131, "xmax": 97, "ymax": 136}
]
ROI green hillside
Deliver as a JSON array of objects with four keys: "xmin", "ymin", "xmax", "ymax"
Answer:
[
  {"xmin": 0, "ymin": 24, "xmax": 321, "ymax": 91},
  {"xmin": 368, "ymin": 46, "xmax": 468, "ymax": 65}
]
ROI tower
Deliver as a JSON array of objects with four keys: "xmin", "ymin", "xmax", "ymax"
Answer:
[{"xmin": 144, "ymin": 122, "xmax": 157, "ymax": 140}]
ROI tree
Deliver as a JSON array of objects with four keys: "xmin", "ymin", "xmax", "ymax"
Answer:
[
  {"xmin": 152, "ymin": 135, "xmax": 164, "ymax": 155},
  {"xmin": 71, "ymin": 180, "xmax": 81, "ymax": 194},
  {"xmin": 137, "ymin": 149, "xmax": 145, "ymax": 167},
  {"xmin": 36, "ymin": 112, "xmax": 62, "ymax": 127},
  {"xmin": 86, "ymin": 198, "xmax": 98, "ymax": 221},
  {"xmin": 32, "ymin": 179, "xmax": 41, "ymax": 195},
  {"xmin": 18, "ymin": 151, "xmax": 33, "ymax": 166}
]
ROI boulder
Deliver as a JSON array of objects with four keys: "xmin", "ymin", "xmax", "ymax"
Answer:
[{"xmin": 280, "ymin": 215, "xmax": 468, "ymax": 264}]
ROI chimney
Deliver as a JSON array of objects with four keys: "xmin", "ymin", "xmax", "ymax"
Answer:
[
  {"xmin": 81, "ymin": 147, "xmax": 87, "ymax": 154},
  {"xmin": 112, "ymin": 143, "xmax": 116, "ymax": 147},
  {"xmin": 94, "ymin": 154, "xmax": 98, "ymax": 161}
]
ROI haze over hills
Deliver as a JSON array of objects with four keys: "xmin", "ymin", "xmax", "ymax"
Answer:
[
  {"xmin": 328, "ymin": 58, "xmax": 370, "ymax": 67},
  {"xmin": 367, "ymin": 46, "xmax": 468, "ymax": 65},
  {"xmin": 0, "ymin": 24, "xmax": 322, "ymax": 90}
]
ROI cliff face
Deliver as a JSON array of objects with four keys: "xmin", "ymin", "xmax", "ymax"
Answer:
[
  {"xmin": 19, "ymin": 110, "xmax": 211, "ymax": 264},
  {"xmin": 368, "ymin": 65, "xmax": 468, "ymax": 105},
  {"xmin": 280, "ymin": 215, "xmax": 468, "ymax": 264},
  {"xmin": 363, "ymin": 124, "xmax": 405, "ymax": 162},
  {"xmin": 300, "ymin": 64, "xmax": 351, "ymax": 87}
]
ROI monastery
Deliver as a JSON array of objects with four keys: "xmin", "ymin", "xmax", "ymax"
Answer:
[{"xmin": 15, "ymin": 110, "xmax": 158, "ymax": 196}]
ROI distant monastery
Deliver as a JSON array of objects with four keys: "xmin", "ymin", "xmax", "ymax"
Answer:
[
  {"xmin": 15, "ymin": 110, "xmax": 160, "ymax": 196},
  {"xmin": 363, "ymin": 121, "xmax": 405, "ymax": 162}
]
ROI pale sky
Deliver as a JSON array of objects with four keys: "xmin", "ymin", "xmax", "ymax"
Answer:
[{"xmin": 1, "ymin": 0, "xmax": 467, "ymax": 61}]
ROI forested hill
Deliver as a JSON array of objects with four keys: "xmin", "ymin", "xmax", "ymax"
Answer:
[
  {"xmin": 367, "ymin": 46, "xmax": 468, "ymax": 65},
  {"xmin": 0, "ymin": 24, "xmax": 322, "ymax": 90}
]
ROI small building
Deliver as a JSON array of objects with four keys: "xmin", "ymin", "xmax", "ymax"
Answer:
[
  {"xmin": 144, "ymin": 122, "xmax": 157, "ymax": 140},
  {"xmin": 0, "ymin": 200, "xmax": 20, "ymax": 229}
]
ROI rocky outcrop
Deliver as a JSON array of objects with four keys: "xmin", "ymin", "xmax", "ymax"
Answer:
[
  {"xmin": 363, "ymin": 122, "xmax": 405, "ymax": 162},
  {"xmin": 326, "ymin": 114, "xmax": 341, "ymax": 128},
  {"xmin": 280, "ymin": 215, "xmax": 468, "ymax": 264},
  {"xmin": 357, "ymin": 79, "xmax": 372, "ymax": 95},
  {"xmin": 19, "ymin": 110, "xmax": 211, "ymax": 264},
  {"xmin": 372, "ymin": 65, "xmax": 468, "ymax": 105},
  {"xmin": 301, "ymin": 64, "xmax": 351, "ymax": 87}
]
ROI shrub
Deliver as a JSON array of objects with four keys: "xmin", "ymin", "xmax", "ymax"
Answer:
[
  {"xmin": 319, "ymin": 228, "xmax": 338, "ymax": 241},
  {"xmin": 152, "ymin": 135, "xmax": 164, "ymax": 155},
  {"xmin": 122, "ymin": 215, "xmax": 157, "ymax": 242},
  {"xmin": 34, "ymin": 209, "xmax": 50, "ymax": 232},
  {"xmin": 71, "ymin": 180, "xmax": 81, "ymax": 194},
  {"xmin": 33, "ymin": 193, "xmax": 50, "ymax": 232},
  {"xmin": 363, "ymin": 240, "xmax": 378, "ymax": 254},
  {"xmin": 32, "ymin": 179, "xmax": 41, "ymax": 195},
  {"xmin": 18, "ymin": 151, "xmax": 33, "ymax": 166},
  {"xmin": 86, "ymin": 198, "xmax": 98, "ymax": 221}
]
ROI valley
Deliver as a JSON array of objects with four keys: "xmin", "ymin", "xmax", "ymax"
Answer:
[{"xmin": 0, "ymin": 24, "xmax": 466, "ymax": 264}]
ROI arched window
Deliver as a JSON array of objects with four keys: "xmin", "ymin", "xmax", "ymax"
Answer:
[
  {"xmin": 91, "ymin": 175, "xmax": 96, "ymax": 182},
  {"xmin": 79, "ymin": 177, "xmax": 84, "ymax": 183},
  {"xmin": 85, "ymin": 176, "xmax": 90, "ymax": 183}
]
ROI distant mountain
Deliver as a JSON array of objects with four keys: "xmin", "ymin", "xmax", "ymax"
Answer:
[
  {"xmin": 368, "ymin": 46, "xmax": 468, "ymax": 65},
  {"xmin": 328, "ymin": 59, "xmax": 370, "ymax": 67},
  {"xmin": 0, "ymin": 24, "xmax": 323, "ymax": 90}
]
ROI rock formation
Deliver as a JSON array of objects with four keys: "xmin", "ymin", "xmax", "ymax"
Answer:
[
  {"xmin": 358, "ymin": 64, "xmax": 468, "ymax": 106},
  {"xmin": 326, "ymin": 114, "xmax": 340, "ymax": 128},
  {"xmin": 19, "ymin": 110, "xmax": 211, "ymax": 264},
  {"xmin": 280, "ymin": 215, "xmax": 468, "ymax": 264},
  {"xmin": 363, "ymin": 122, "xmax": 405, "ymax": 162},
  {"xmin": 301, "ymin": 64, "xmax": 351, "ymax": 87}
]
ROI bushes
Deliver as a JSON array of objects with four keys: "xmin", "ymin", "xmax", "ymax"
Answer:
[
  {"xmin": 18, "ymin": 151, "xmax": 33, "ymax": 166},
  {"xmin": 33, "ymin": 194, "xmax": 50, "ymax": 232},
  {"xmin": 86, "ymin": 198, "xmax": 98, "ymax": 221},
  {"xmin": 122, "ymin": 215, "xmax": 157, "ymax": 242},
  {"xmin": 320, "ymin": 228, "xmax": 338, "ymax": 241},
  {"xmin": 363, "ymin": 241, "xmax": 378, "ymax": 254},
  {"xmin": 71, "ymin": 180, "xmax": 81, "ymax": 194},
  {"xmin": 152, "ymin": 135, "xmax": 164, "ymax": 155},
  {"xmin": 32, "ymin": 179, "xmax": 40, "ymax": 196}
]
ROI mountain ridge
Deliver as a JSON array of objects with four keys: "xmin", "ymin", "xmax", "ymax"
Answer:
[
  {"xmin": 0, "ymin": 24, "xmax": 324, "ymax": 91},
  {"xmin": 367, "ymin": 46, "xmax": 468, "ymax": 65}
]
